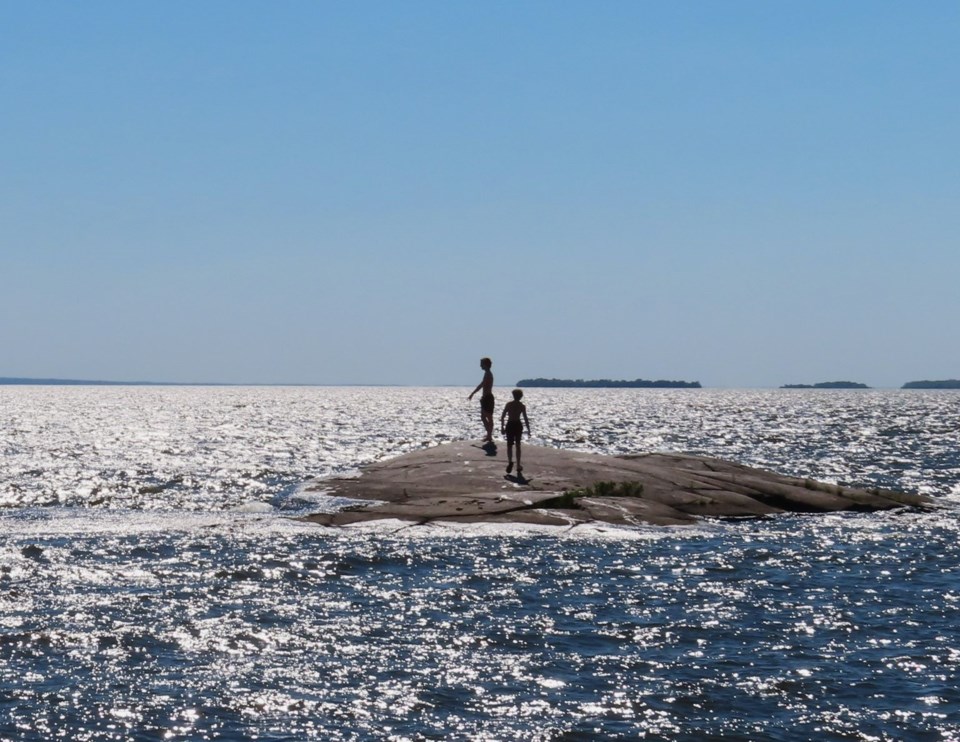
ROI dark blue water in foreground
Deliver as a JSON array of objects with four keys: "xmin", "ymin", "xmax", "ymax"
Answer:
[
  {"xmin": 1, "ymin": 388, "xmax": 959, "ymax": 740},
  {"xmin": 4, "ymin": 517, "xmax": 960, "ymax": 740}
]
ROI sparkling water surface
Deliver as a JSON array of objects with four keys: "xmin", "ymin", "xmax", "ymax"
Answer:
[{"xmin": 1, "ymin": 387, "xmax": 959, "ymax": 740}]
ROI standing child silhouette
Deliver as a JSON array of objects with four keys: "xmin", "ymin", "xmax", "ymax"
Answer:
[
  {"xmin": 500, "ymin": 388, "xmax": 531, "ymax": 475},
  {"xmin": 467, "ymin": 357, "xmax": 495, "ymax": 443}
]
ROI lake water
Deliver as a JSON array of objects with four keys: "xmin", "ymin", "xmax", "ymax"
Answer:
[{"xmin": 1, "ymin": 386, "xmax": 959, "ymax": 740}]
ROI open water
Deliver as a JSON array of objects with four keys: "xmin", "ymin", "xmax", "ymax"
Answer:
[{"xmin": 1, "ymin": 386, "xmax": 959, "ymax": 741}]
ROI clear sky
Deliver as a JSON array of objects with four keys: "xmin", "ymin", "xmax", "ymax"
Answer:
[{"xmin": 3, "ymin": 1, "xmax": 958, "ymax": 387}]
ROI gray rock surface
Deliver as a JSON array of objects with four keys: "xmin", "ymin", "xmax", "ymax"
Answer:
[{"xmin": 301, "ymin": 441, "xmax": 931, "ymax": 529}]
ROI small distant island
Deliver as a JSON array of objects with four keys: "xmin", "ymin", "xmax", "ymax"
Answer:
[
  {"xmin": 902, "ymin": 379, "xmax": 960, "ymax": 389},
  {"xmin": 780, "ymin": 381, "xmax": 870, "ymax": 389},
  {"xmin": 517, "ymin": 378, "xmax": 702, "ymax": 389}
]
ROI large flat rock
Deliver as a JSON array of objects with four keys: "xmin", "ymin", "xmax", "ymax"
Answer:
[{"xmin": 300, "ymin": 441, "xmax": 932, "ymax": 529}]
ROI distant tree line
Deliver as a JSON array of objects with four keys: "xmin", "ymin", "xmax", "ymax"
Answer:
[
  {"xmin": 780, "ymin": 381, "xmax": 870, "ymax": 389},
  {"xmin": 902, "ymin": 379, "xmax": 960, "ymax": 389},
  {"xmin": 516, "ymin": 378, "xmax": 702, "ymax": 389}
]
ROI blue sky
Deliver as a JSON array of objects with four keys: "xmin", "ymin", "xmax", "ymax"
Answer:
[{"xmin": 3, "ymin": 1, "xmax": 958, "ymax": 387}]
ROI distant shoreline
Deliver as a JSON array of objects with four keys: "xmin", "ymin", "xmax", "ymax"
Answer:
[
  {"xmin": 780, "ymin": 381, "xmax": 870, "ymax": 389},
  {"xmin": 4, "ymin": 376, "xmax": 958, "ymax": 390},
  {"xmin": 0, "ymin": 377, "xmax": 397, "ymax": 388},
  {"xmin": 0, "ymin": 377, "xmax": 219, "ymax": 387},
  {"xmin": 901, "ymin": 379, "xmax": 960, "ymax": 389}
]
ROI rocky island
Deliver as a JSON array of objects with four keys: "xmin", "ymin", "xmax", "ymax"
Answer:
[
  {"xmin": 300, "ymin": 442, "xmax": 929, "ymax": 530},
  {"xmin": 517, "ymin": 378, "xmax": 701, "ymax": 389}
]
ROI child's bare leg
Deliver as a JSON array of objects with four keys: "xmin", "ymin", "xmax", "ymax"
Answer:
[
  {"xmin": 506, "ymin": 442, "xmax": 514, "ymax": 473},
  {"xmin": 482, "ymin": 412, "xmax": 493, "ymax": 442},
  {"xmin": 516, "ymin": 440, "xmax": 522, "ymax": 473}
]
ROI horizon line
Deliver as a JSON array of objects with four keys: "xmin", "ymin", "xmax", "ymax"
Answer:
[
  {"xmin": 2, "ymin": 376, "xmax": 952, "ymax": 390},
  {"xmin": 0, "ymin": 376, "xmax": 418, "ymax": 388}
]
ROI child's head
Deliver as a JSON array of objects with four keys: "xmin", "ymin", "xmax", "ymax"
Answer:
[
  {"xmin": 512, "ymin": 389, "xmax": 523, "ymax": 401},
  {"xmin": 480, "ymin": 357, "xmax": 492, "ymax": 369}
]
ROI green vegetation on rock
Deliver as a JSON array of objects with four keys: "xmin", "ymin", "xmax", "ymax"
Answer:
[{"xmin": 554, "ymin": 480, "xmax": 646, "ymax": 507}]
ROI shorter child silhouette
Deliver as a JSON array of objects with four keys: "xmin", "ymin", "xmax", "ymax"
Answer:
[{"xmin": 500, "ymin": 389, "xmax": 531, "ymax": 475}]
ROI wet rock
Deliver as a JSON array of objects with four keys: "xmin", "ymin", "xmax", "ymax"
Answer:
[{"xmin": 21, "ymin": 544, "xmax": 45, "ymax": 559}]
